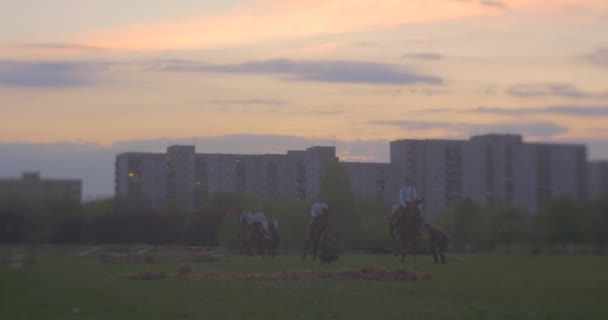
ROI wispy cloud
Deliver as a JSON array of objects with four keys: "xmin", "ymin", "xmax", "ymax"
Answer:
[
  {"xmin": 480, "ymin": 0, "xmax": 509, "ymax": 9},
  {"xmin": 207, "ymin": 99, "xmax": 287, "ymax": 107},
  {"xmin": 401, "ymin": 53, "xmax": 444, "ymax": 60},
  {"xmin": 370, "ymin": 120, "xmax": 568, "ymax": 137},
  {"xmin": 583, "ymin": 47, "xmax": 608, "ymax": 67},
  {"xmin": 352, "ymin": 41, "xmax": 385, "ymax": 48},
  {"xmin": 471, "ymin": 105, "xmax": 608, "ymax": 116},
  {"xmin": 0, "ymin": 60, "xmax": 105, "ymax": 88},
  {"xmin": 81, "ymin": 0, "xmax": 514, "ymax": 52},
  {"xmin": 164, "ymin": 59, "xmax": 443, "ymax": 86},
  {"xmin": 17, "ymin": 42, "xmax": 104, "ymax": 52},
  {"xmin": 507, "ymin": 83, "xmax": 608, "ymax": 99}
]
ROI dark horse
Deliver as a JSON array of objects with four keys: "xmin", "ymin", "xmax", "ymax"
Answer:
[
  {"xmin": 238, "ymin": 220, "xmax": 258, "ymax": 255},
  {"xmin": 257, "ymin": 221, "xmax": 279, "ymax": 258},
  {"xmin": 390, "ymin": 199, "xmax": 424, "ymax": 262},
  {"xmin": 302, "ymin": 212, "xmax": 331, "ymax": 261}
]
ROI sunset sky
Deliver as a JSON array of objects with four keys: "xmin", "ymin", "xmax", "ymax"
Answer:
[{"xmin": 1, "ymin": 0, "xmax": 607, "ymax": 197}]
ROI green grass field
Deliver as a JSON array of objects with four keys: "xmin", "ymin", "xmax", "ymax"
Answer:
[{"xmin": 1, "ymin": 251, "xmax": 607, "ymax": 320}]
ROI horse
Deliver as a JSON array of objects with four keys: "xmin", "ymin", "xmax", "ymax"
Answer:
[
  {"xmin": 257, "ymin": 221, "xmax": 279, "ymax": 258},
  {"xmin": 238, "ymin": 220, "xmax": 258, "ymax": 255},
  {"xmin": 302, "ymin": 212, "xmax": 331, "ymax": 261},
  {"xmin": 267, "ymin": 221, "xmax": 280, "ymax": 258},
  {"xmin": 394, "ymin": 198, "xmax": 424, "ymax": 263},
  {"xmin": 387, "ymin": 205, "xmax": 400, "ymax": 256}
]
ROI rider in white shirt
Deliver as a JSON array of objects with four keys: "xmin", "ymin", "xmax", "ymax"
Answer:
[
  {"xmin": 310, "ymin": 201, "xmax": 328, "ymax": 220},
  {"xmin": 399, "ymin": 179, "xmax": 418, "ymax": 208},
  {"xmin": 307, "ymin": 201, "xmax": 328, "ymax": 239},
  {"xmin": 254, "ymin": 210, "xmax": 269, "ymax": 235},
  {"xmin": 245, "ymin": 211, "xmax": 255, "ymax": 225},
  {"xmin": 396, "ymin": 177, "xmax": 422, "ymax": 229}
]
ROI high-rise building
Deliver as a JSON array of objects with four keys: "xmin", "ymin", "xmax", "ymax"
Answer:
[
  {"xmin": 588, "ymin": 161, "xmax": 608, "ymax": 200},
  {"xmin": 390, "ymin": 134, "xmax": 586, "ymax": 219},
  {"xmin": 115, "ymin": 134, "xmax": 588, "ymax": 216},
  {"xmin": 115, "ymin": 145, "xmax": 337, "ymax": 210},
  {"xmin": 343, "ymin": 162, "xmax": 391, "ymax": 202}
]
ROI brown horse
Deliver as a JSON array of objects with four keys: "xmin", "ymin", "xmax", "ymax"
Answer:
[
  {"xmin": 387, "ymin": 205, "xmax": 400, "ymax": 256},
  {"xmin": 302, "ymin": 212, "xmax": 330, "ymax": 261},
  {"xmin": 394, "ymin": 199, "xmax": 424, "ymax": 262},
  {"xmin": 258, "ymin": 221, "xmax": 279, "ymax": 258},
  {"xmin": 238, "ymin": 220, "xmax": 258, "ymax": 255}
]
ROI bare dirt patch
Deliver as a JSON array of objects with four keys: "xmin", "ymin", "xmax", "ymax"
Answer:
[
  {"xmin": 120, "ymin": 267, "xmax": 431, "ymax": 282},
  {"xmin": 88, "ymin": 246, "xmax": 229, "ymax": 264}
]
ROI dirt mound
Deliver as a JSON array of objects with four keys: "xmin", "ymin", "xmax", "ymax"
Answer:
[
  {"xmin": 190, "ymin": 267, "xmax": 431, "ymax": 282},
  {"xmin": 122, "ymin": 271, "xmax": 169, "ymax": 281},
  {"xmin": 121, "ymin": 267, "xmax": 431, "ymax": 282},
  {"xmin": 96, "ymin": 249, "xmax": 227, "ymax": 264}
]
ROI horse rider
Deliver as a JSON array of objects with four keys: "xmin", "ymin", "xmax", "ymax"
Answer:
[
  {"xmin": 245, "ymin": 210, "xmax": 255, "ymax": 225},
  {"xmin": 395, "ymin": 176, "xmax": 422, "ymax": 232},
  {"xmin": 308, "ymin": 200, "xmax": 328, "ymax": 239},
  {"xmin": 269, "ymin": 216, "xmax": 279, "ymax": 239},
  {"xmin": 254, "ymin": 210, "xmax": 269, "ymax": 237}
]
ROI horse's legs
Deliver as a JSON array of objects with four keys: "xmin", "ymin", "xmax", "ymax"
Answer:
[
  {"xmin": 259, "ymin": 239, "xmax": 265, "ymax": 258},
  {"xmin": 302, "ymin": 240, "xmax": 311, "ymax": 260},
  {"xmin": 431, "ymin": 244, "xmax": 439, "ymax": 264},
  {"xmin": 315, "ymin": 230, "xmax": 329, "ymax": 261},
  {"xmin": 258, "ymin": 240, "xmax": 264, "ymax": 258},
  {"xmin": 439, "ymin": 245, "xmax": 446, "ymax": 264},
  {"xmin": 400, "ymin": 236, "xmax": 407, "ymax": 262},
  {"xmin": 389, "ymin": 225, "xmax": 398, "ymax": 256}
]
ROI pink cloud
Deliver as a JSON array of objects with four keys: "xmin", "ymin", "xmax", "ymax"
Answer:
[
  {"xmin": 70, "ymin": 0, "xmax": 607, "ymax": 52},
  {"xmin": 80, "ymin": 0, "xmax": 501, "ymax": 51}
]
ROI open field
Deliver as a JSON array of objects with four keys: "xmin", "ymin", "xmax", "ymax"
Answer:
[{"xmin": 1, "ymin": 249, "xmax": 607, "ymax": 320}]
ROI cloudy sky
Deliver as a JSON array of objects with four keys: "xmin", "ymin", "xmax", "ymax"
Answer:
[{"xmin": 1, "ymin": 0, "xmax": 607, "ymax": 198}]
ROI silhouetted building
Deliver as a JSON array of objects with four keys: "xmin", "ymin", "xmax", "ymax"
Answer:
[
  {"xmin": 588, "ymin": 161, "xmax": 608, "ymax": 200},
  {"xmin": 390, "ymin": 134, "xmax": 586, "ymax": 219},
  {"xmin": 0, "ymin": 172, "xmax": 82, "ymax": 203},
  {"xmin": 115, "ymin": 134, "xmax": 588, "ymax": 215},
  {"xmin": 115, "ymin": 146, "xmax": 337, "ymax": 210},
  {"xmin": 343, "ymin": 162, "xmax": 390, "ymax": 202}
]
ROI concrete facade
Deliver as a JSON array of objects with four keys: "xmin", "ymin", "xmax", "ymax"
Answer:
[
  {"xmin": 390, "ymin": 134, "xmax": 587, "ymax": 219},
  {"xmin": 343, "ymin": 162, "xmax": 391, "ymax": 202},
  {"xmin": 115, "ymin": 134, "xmax": 589, "ymax": 215},
  {"xmin": 115, "ymin": 145, "xmax": 337, "ymax": 210},
  {"xmin": 588, "ymin": 161, "xmax": 608, "ymax": 200}
]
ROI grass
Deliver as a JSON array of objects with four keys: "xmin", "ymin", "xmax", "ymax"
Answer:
[{"xmin": 1, "ymin": 249, "xmax": 607, "ymax": 320}]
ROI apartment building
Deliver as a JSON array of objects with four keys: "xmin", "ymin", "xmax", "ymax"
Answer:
[
  {"xmin": 588, "ymin": 161, "xmax": 608, "ymax": 200},
  {"xmin": 115, "ymin": 145, "xmax": 337, "ymax": 210},
  {"xmin": 390, "ymin": 134, "xmax": 587, "ymax": 219}
]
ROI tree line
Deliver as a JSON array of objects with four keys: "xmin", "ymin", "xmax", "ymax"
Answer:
[{"xmin": 1, "ymin": 162, "xmax": 607, "ymax": 253}]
